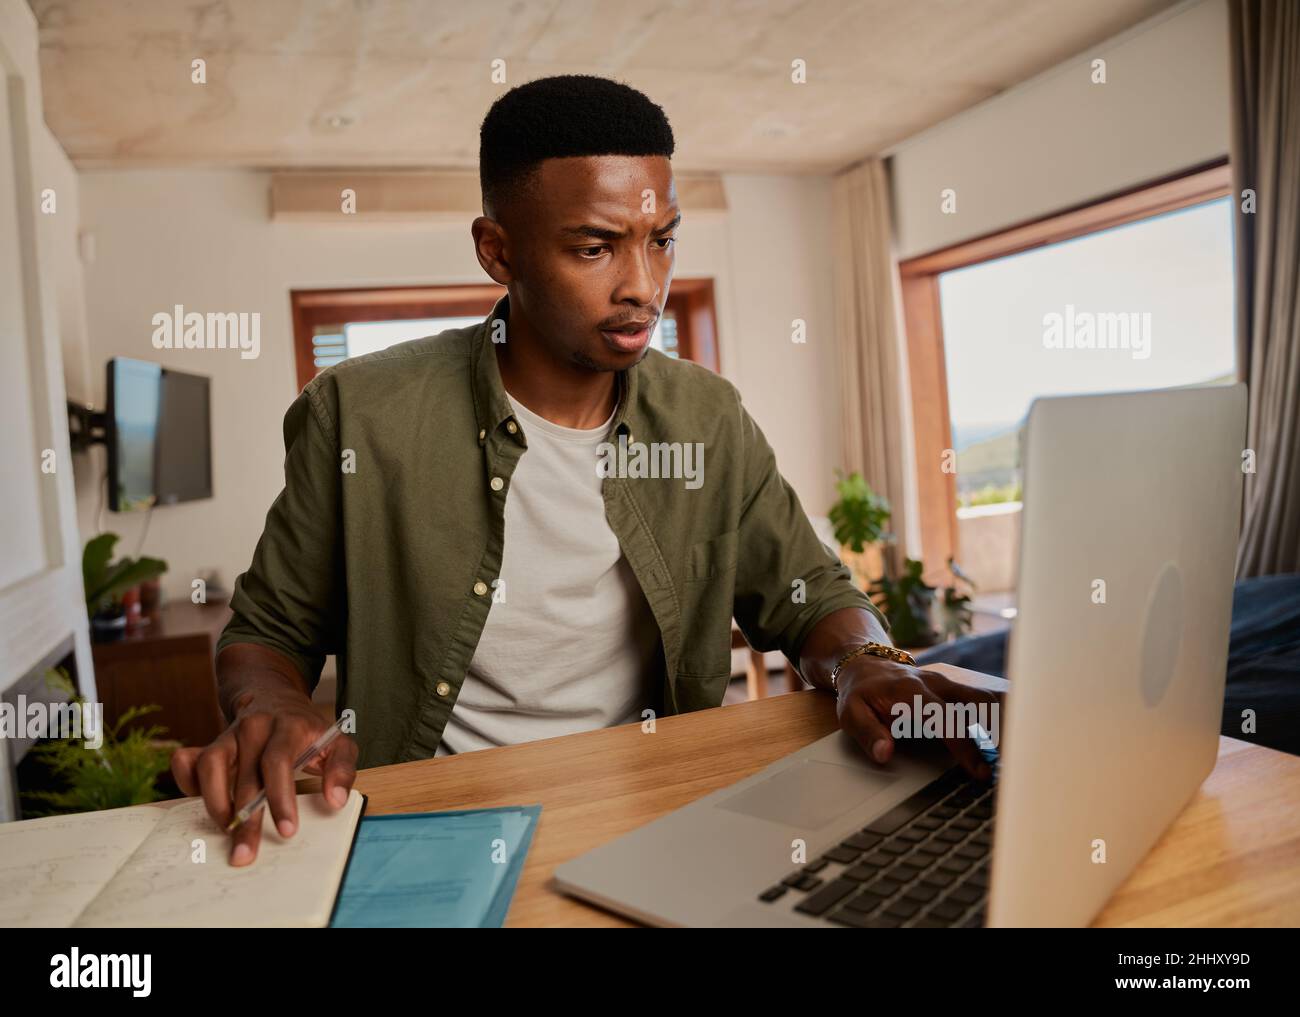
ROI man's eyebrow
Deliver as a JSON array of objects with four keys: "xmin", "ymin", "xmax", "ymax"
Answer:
[
  {"xmin": 558, "ymin": 213, "xmax": 681, "ymax": 242},
  {"xmin": 559, "ymin": 224, "xmax": 624, "ymax": 241},
  {"xmin": 652, "ymin": 213, "xmax": 682, "ymax": 235}
]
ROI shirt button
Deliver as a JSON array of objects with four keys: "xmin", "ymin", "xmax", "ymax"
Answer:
[
  {"xmin": 473, "ymin": 581, "xmax": 488, "ymax": 596},
  {"xmin": 490, "ymin": 476, "xmax": 504, "ymax": 491},
  {"xmin": 478, "ymin": 428, "xmax": 486, "ymax": 441},
  {"xmin": 506, "ymin": 420, "xmax": 519, "ymax": 435},
  {"xmin": 436, "ymin": 681, "xmax": 451, "ymax": 697}
]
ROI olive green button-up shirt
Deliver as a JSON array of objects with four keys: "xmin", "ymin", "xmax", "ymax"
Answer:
[{"xmin": 218, "ymin": 297, "xmax": 882, "ymax": 768}]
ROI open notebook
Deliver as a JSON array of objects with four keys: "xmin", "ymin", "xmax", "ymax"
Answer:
[{"xmin": 0, "ymin": 790, "xmax": 366, "ymax": 927}]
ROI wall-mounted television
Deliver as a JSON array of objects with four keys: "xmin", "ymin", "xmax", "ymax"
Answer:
[{"xmin": 106, "ymin": 358, "xmax": 212, "ymax": 512}]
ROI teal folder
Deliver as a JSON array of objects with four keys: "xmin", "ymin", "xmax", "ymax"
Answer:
[{"xmin": 330, "ymin": 804, "xmax": 541, "ymax": 928}]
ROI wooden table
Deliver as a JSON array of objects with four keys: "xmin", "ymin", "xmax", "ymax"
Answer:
[{"xmin": 332, "ymin": 677, "xmax": 1300, "ymax": 927}]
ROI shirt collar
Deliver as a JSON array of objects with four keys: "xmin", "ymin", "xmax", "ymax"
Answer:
[{"xmin": 471, "ymin": 294, "xmax": 641, "ymax": 445}]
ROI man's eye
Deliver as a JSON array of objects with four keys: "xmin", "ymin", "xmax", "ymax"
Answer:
[
  {"xmin": 653, "ymin": 237, "xmax": 676, "ymax": 250},
  {"xmin": 577, "ymin": 245, "xmax": 607, "ymax": 258}
]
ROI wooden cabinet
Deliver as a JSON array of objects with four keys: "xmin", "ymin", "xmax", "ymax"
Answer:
[{"xmin": 91, "ymin": 600, "xmax": 231, "ymax": 748}]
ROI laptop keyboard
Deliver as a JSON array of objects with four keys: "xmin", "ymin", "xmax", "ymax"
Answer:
[{"xmin": 756, "ymin": 766, "xmax": 996, "ymax": 928}]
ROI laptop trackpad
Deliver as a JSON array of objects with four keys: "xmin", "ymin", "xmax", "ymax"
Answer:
[{"xmin": 716, "ymin": 759, "xmax": 899, "ymax": 830}]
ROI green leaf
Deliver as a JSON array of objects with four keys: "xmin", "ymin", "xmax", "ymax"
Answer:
[
  {"xmin": 21, "ymin": 696, "xmax": 172, "ymax": 816},
  {"xmin": 85, "ymin": 555, "xmax": 168, "ymax": 613},
  {"xmin": 828, "ymin": 470, "xmax": 892, "ymax": 552},
  {"xmin": 868, "ymin": 557, "xmax": 939, "ymax": 647},
  {"xmin": 82, "ymin": 533, "xmax": 119, "ymax": 604}
]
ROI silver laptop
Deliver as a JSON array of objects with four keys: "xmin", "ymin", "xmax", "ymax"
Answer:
[{"xmin": 554, "ymin": 384, "xmax": 1247, "ymax": 927}]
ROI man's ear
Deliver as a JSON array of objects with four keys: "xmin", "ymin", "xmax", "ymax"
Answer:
[{"xmin": 472, "ymin": 216, "xmax": 513, "ymax": 286}]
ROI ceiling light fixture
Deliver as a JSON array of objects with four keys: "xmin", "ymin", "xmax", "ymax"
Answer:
[{"xmin": 320, "ymin": 113, "xmax": 357, "ymax": 130}]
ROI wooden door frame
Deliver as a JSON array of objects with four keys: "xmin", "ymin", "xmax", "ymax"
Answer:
[
  {"xmin": 666, "ymin": 277, "xmax": 719, "ymax": 371},
  {"xmin": 290, "ymin": 283, "xmax": 505, "ymax": 392},
  {"xmin": 897, "ymin": 160, "xmax": 1232, "ymax": 579}
]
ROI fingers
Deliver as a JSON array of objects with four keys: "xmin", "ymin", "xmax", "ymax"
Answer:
[
  {"xmin": 230, "ymin": 714, "xmax": 274, "ymax": 866},
  {"xmin": 843, "ymin": 666, "xmax": 995, "ymax": 781},
  {"xmin": 923, "ymin": 671, "xmax": 1003, "ymax": 710},
  {"xmin": 842, "ymin": 694, "xmax": 896, "ymax": 765},
  {"xmin": 194, "ymin": 733, "xmax": 238, "ymax": 828},
  {"xmin": 229, "ymin": 803, "xmax": 263, "ymax": 867},
  {"xmin": 299, "ymin": 734, "xmax": 358, "ymax": 807},
  {"xmin": 175, "ymin": 705, "xmax": 350, "ymax": 868},
  {"xmin": 923, "ymin": 672, "xmax": 1005, "ymax": 752},
  {"xmin": 319, "ymin": 736, "xmax": 359, "ymax": 809},
  {"xmin": 170, "ymin": 746, "xmax": 201, "ymax": 796},
  {"xmin": 259, "ymin": 721, "xmax": 305, "ymax": 839},
  {"xmin": 914, "ymin": 684, "xmax": 991, "ymax": 781}
]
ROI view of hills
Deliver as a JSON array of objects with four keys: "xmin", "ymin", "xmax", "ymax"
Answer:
[
  {"xmin": 952, "ymin": 420, "xmax": 1023, "ymax": 503},
  {"xmin": 949, "ymin": 377, "xmax": 1237, "ymax": 504}
]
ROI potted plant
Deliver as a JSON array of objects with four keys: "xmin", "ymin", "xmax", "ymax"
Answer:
[
  {"xmin": 83, "ymin": 532, "xmax": 167, "ymax": 642},
  {"xmin": 829, "ymin": 471, "xmax": 977, "ymax": 648},
  {"xmin": 868, "ymin": 558, "xmax": 940, "ymax": 648},
  {"xmin": 20, "ymin": 668, "xmax": 176, "ymax": 816},
  {"xmin": 935, "ymin": 559, "xmax": 976, "ymax": 642},
  {"xmin": 828, "ymin": 470, "xmax": 892, "ymax": 589}
]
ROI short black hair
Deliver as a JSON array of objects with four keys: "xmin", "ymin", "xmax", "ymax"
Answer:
[{"xmin": 479, "ymin": 75, "xmax": 675, "ymax": 215}]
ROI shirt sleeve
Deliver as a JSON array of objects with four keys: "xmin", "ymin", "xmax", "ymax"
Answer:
[
  {"xmin": 731, "ymin": 394, "xmax": 888, "ymax": 669},
  {"xmin": 215, "ymin": 385, "xmax": 345, "ymax": 690}
]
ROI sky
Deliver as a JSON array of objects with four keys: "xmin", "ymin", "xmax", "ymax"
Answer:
[{"xmin": 940, "ymin": 197, "xmax": 1236, "ymax": 437}]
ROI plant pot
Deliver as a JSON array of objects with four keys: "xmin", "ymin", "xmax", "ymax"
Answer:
[{"xmin": 91, "ymin": 606, "xmax": 127, "ymax": 643}]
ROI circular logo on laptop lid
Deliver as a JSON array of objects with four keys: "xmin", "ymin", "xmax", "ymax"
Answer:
[{"xmin": 1139, "ymin": 562, "xmax": 1185, "ymax": 707}]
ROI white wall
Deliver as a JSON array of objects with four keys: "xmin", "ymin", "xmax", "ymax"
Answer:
[
  {"xmin": 721, "ymin": 175, "xmax": 844, "ymax": 521},
  {"xmin": 890, "ymin": 0, "xmax": 1230, "ymax": 259},
  {"xmin": 72, "ymin": 169, "xmax": 845, "ymax": 600}
]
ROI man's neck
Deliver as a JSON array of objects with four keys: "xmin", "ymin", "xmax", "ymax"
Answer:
[{"xmin": 495, "ymin": 308, "xmax": 618, "ymax": 429}]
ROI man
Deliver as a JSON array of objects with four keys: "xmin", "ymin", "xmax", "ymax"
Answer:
[{"xmin": 173, "ymin": 75, "xmax": 996, "ymax": 866}]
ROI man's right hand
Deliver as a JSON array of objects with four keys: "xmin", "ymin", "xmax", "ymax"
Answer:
[{"xmin": 171, "ymin": 690, "xmax": 358, "ymax": 867}]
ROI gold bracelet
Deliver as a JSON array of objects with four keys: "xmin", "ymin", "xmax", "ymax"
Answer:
[{"xmin": 829, "ymin": 642, "xmax": 916, "ymax": 694}]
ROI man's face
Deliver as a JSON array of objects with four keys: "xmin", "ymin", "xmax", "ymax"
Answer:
[{"xmin": 495, "ymin": 154, "xmax": 679, "ymax": 372}]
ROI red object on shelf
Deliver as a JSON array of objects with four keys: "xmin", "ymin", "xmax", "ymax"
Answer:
[
  {"xmin": 139, "ymin": 577, "xmax": 162, "ymax": 613},
  {"xmin": 121, "ymin": 587, "xmax": 142, "ymax": 631}
]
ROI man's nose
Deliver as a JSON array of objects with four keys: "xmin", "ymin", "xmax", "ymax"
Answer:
[{"xmin": 614, "ymin": 248, "xmax": 660, "ymax": 308}]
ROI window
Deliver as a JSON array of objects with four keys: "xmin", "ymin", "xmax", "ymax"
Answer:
[
  {"xmin": 313, "ymin": 316, "xmax": 486, "ymax": 373},
  {"xmin": 290, "ymin": 284, "xmax": 504, "ymax": 391},
  {"xmin": 942, "ymin": 195, "xmax": 1235, "ymax": 511},
  {"xmin": 650, "ymin": 306, "xmax": 680, "ymax": 357},
  {"xmin": 290, "ymin": 280, "xmax": 719, "ymax": 391},
  {"xmin": 899, "ymin": 162, "xmax": 1233, "ymax": 591}
]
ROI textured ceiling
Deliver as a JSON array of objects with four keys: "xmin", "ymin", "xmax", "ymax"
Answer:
[{"xmin": 30, "ymin": 0, "xmax": 1176, "ymax": 173}]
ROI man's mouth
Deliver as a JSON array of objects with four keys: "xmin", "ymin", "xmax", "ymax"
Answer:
[{"xmin": 599, "ymin": 318, "xmax": 656, "ymax": 354}]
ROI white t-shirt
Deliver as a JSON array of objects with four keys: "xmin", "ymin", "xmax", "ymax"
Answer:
[{"xmin": 434, "ymin": 391, "xmax": 660, "ymax": 756}]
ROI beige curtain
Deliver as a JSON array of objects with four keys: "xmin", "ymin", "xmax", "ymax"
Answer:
[
  {"xmin": 1231, "ymin": 0, "xmax": 1300, "ymax": 577},
  {"xmin": 832, "ymin": 159, "xmax": 914, "ymax": 576}
]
